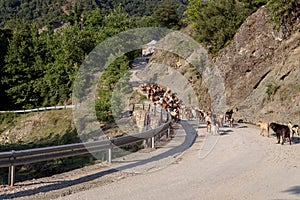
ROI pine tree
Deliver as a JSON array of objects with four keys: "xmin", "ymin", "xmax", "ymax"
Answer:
[{"xmin": 152, "ymin": 0, "xmax": 180, "ymax": 29}]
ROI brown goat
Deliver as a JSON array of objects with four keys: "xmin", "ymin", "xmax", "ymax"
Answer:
[{"xmin": 257, "ymin": 121, "xmax": 270, "ymax": 137}]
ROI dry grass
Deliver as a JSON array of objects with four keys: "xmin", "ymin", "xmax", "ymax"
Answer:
[{"xmin": 0, "ymin": 109, "xmax": 76, "ymax": 150}]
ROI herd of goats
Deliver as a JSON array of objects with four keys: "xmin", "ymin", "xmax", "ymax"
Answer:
[
  {"xmin": 138, "ymin": 83, "xmax": 299, "ymax": 145},
  {"xmin": 257, "ymin": 121, "xmax": 299, "ymax": 145},
  {"xmin": 139, "ymin": 83, "xmax": 234, "ymax": 131}
]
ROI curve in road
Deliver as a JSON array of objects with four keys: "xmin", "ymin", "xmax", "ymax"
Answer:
[{"xmin": 56, "ymin": 122, "xmax": 300, "ymax": 200}]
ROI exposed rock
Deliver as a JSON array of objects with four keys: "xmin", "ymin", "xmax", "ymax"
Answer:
[
  {"xmin": 132, "ymin": 110, "xmax": 147, "ymax": 131},
  {"xmin": 214, "ymin": 6, "xmax": 300, "ymax": 124},
  {"xmin": 146, "ymin": 6, "xmax": 300, "ymax": 124}
]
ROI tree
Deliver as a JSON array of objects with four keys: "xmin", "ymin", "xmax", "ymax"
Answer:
[
  {"xmin": 152, "ymin": 0, "xmax": 180, "ymax": 29},
  {"xmin": 0, "ymin": 28, "xmax": 12, "ymax": 110},
  {"xmin": 3, "ymin": 21, "xmax": 44, "ymax": 108},
  {"xmin": 83, "ymin": 8, "xmax": 105, "ymax": 29},
  {"xmin": 267, "ymin": 0, "xmax": 300, "ymax": 36},
  {"xmin": 102, "ymin": 7, "xmax": 136, "ymax": 35},
  {"xmin": 185, "ymin": 0, "xmax": 268, "ymax": 55},
  {"xmin": 37, "ymin": 24, "xmax": 96, "ymax": 106},
  {"xmin": 2, "ymin": 19, "xmax": 97, "ymax": 109},
  {"xmin": 95, "ymin": 55, "xmax": 131, "ymax": 122},
  {"xmin": 0, "ymin": 3, "xmax": 163, "ymax": 112}
]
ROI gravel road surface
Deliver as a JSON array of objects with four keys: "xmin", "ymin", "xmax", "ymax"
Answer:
[{"xmin": 54, "ymin": 122, "xmax": 300, "ymax": 200}]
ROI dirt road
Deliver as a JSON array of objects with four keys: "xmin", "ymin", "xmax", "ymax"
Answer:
[{"xmin": 55, "ymin": 122, "xmax": 300, "ymax": 200}]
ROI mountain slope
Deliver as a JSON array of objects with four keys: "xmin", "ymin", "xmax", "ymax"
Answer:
[
  {"xmin": 0, "ymin": 0, "xmax": 187, "ymax": 27},
  {"xmin": 214, "ymin": 6, "xmax": 300, "ymax": 124},
  {"xmin": 146, "ymin": 5, "xmax": 300, "ymax": 125}
]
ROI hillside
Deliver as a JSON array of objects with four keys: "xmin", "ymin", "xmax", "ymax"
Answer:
[
  {"xmin": 214, "ymin": 6, "xmax": 300, "ymax": 124},
  {"xmin": 0, "ymin": 0, "xmax": 187, "ymax": 27},
  {"xmin": 0, "ymin": 110, "xmax": 77, "ymax": 151},
  {"xmin": 0, "ymin": 1, "xmax": 299, "ymax": 186},
  {"xmin": 1, "ymin": 1, "xmax": 299, "ymax": 146},
  {"xmin": 146, "ymin": 5, "xmax": 300, "ymax": 125}
]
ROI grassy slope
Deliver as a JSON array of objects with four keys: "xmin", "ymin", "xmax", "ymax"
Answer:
[{"xmin": 0, "ymin": 109, "xmax": 77, "ymax": 151}]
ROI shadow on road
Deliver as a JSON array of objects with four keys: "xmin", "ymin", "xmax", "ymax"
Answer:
[
  {"xmin": 219, "ymin": 129, "xmax": 233, "ymax": 135},
  {"xmin": 282, "ymin": 185, "xmax": 300, "ymax": 197},
  {"xmin": 237, "ymin": 125, "xmax": 248, "ymax": 128},
  {"xmin": 0, "ymin": 120, "xmax": 197, "ymax": 199}
]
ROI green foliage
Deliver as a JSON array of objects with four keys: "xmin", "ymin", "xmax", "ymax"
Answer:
[
  {"xmin": 1, "ymin": 21, "xmax": 97, "ymax": 109},
  {"xmin": 0, "ymin": 0, "xmax": 187, "ymax": 28},
  {"xmin": 95, "ymin": 90, "xmax": 113, "ymax": 122},
  {"xmin": 152, "ymin": 0, "xmax": 181, "ymax": 29},
  {"xmin": 0, "ymin": 1, "xmax": 181, "ymax": 120},
  {"xmin": 0, "ymin": 7, "xmax": 152, "ymax": 110},
  {"xmin": 140, "ymin": 95, "xmax": 147, "ymax": 101},
  {"xmin": 185, "ymin": 0, "xmax": 268, "ymax": 55},
  {"xmin": 95, "ymin": 0, "xmax": 188, "ymax": 18},
  {"xmin": 0, "ymin": 28, "xmax": 12, "ymax": 110},
  {"xmin": 0, "ymin": 112, "xmax": 16, "ymax": 127},
  {"xmin": 37, "ymin": 25, "xmax": 96, "ymax": 106},
  {"xmin": 96, "ymin": 55, "xmax": 132, "ymax": 122},
  {"xmin": 2, "ymin": 21, "xmax": 45, "ymax": 108},
  {"xmin": 83, "ymin": 8, "xmax": 105, "ymax": 29},
  {"xmin": 266, "ymin": 82, "xmax": 280, "ymax": 99},
  {"xmin": 0, "ymin": 0, "xmax": 99, "ymax": 27},
  {"xmin": 240, "ymin": 0, "xmax": 269, "ymax": 10},
  {"xmin": 267, "ymin": 0, "xmax": 300, "ymax": 29}
]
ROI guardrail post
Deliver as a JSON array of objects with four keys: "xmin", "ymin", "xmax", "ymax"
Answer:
[
  {"xmin": 8, "ymin": 165, "xmax": 15, "ymax": 186},
  {"xmin": 107, "ymin": 148, "xmax": 112, "ymax": 164},
  {"xmin": 8, "ymin": 150, "xmax": 15, "ymax": 186},
  {"xmin": 160, "ymin": 108, "xmax": 163, "ymax": 124},
  {"xmin": 151, "ymin": 136, "xmax": 155, "ymax": 148},
  {"xmin": 166, "ymin": 125, "xmax": 170, "ymax": 138},
  {"xmin": 107, "ymin": 137, "xmax": 112, "ymax": 164}
]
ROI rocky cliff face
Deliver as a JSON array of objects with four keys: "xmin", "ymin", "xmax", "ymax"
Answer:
[
  {"xmin": 147, "ymin": 6, "xmax": 300, "ymax": 125},
  {"xmin": 214, "ymin": 6, "xmax": 300, "ymax": 124}
]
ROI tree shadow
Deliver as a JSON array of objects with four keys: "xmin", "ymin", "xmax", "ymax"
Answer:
[{"xmin": 283, "ymin": 185, "xmax": 300, "ymax": 196}]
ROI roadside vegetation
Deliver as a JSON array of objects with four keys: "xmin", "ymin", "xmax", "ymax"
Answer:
[
  {"xmin": 0, "ymin": 0, "xmax": 293, "ymax": 110},
  {"xmin": 0, "ymin": 0, "xmax": 297, "ymax": 183}
]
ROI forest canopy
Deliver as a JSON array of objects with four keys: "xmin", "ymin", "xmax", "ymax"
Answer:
[
  {"xmin": 0, "ymin": 0, "xmax": 188, "ymax": 27},
  {"xmin": 0, "ymin": 8, "xmax": 153, "ymax": 111}
]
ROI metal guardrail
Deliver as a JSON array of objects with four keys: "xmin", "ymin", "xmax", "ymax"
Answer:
[
  {"xmin": 0, "ymin": 105, "xmax": 75, "ymax": 114},
  {"xmin": 0, "ymin": 103, "xmax": 171, "ymax": 186}
]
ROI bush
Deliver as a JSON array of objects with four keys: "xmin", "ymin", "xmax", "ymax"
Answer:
[{"xmin": 266, "ymin": 82, "xmax": 280, "ymax": 99}]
